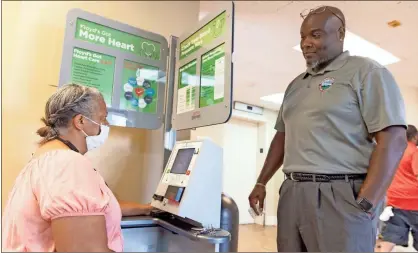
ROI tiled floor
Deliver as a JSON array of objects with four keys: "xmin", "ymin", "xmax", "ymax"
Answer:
[{"xmin": 238, "ymin": 224, "xmax": 416, "ymax": 252}]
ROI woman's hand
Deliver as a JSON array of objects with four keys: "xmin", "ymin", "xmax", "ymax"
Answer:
[
  {"xmin": 118, "ymin": 200, "xmax": 155, "ymax": 217},
  {"xmin": 139, "ymin": 203, "xmax": 154, "ymax": 216}
]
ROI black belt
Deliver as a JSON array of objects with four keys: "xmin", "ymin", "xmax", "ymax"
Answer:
[{"xmin": 285, "ymin": 172, "xmax": 367, "ymax": 182}]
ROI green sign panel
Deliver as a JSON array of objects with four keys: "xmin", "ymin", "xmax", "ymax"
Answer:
[
  {"xmin": 71, "ymin": 47, "xmax": 115, "ymax": 106},
  {"xmin": 179, "ymin": 11, "xmax": 226, "ymax": 60},
  {"xmin": 177, "ymin": 60, "xmax": 197, "ymax": 114},
  {"xmin": 120, "ymin": 60, "xmax": 159, "ymax": 114},
  {"xmin": 75, "ymin": 18, "xmax": 161, "ymax": 60},
  {"xmin": 200, "ymin": 44, "xmax": 225, "ymax": 108}
]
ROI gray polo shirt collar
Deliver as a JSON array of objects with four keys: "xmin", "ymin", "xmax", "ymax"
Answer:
[{"xmin": 303, "ymin": 51, "xmax": 350, "ymax": 79}]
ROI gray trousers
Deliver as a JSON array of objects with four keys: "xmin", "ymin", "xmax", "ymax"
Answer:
[{"xmin": 277, "ymin": 178, "xmax": 382, "ymax": 252}]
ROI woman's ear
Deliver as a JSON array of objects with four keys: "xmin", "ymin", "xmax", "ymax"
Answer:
[
  {"xmin": 338, "ymin": 27, "xmax": 345, "ymax": 41},
  {"xmin": 73, "ymin": 114, "xmax": 84, "ymax": 131}
]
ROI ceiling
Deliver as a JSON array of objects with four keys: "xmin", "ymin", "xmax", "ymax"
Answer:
[{"xmin": 200, "ymin": 1, "xmax": 418, "ymax": 111}]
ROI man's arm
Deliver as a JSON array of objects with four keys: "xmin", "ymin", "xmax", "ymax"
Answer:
[
  {"xmin": 258, "ymin": 102, "xmax": 287, "ymax": 185},
  {"xmin": 248, "ymin": 131, "xmax": 285, "ymax": 215},
  {"xmin": 358, "ymin": 126, "xmax": 407, "ymax": 205},
  {"xmin": 256, "ymin": 132, "xmax": 286, "ymax": 185},
  {"xmin": 357, "ymin": 66, "xmax": 408, "ymax": 206},
  {"xmin": 249, "ymin": 101, "xmax": 286, "ymax": 215}
]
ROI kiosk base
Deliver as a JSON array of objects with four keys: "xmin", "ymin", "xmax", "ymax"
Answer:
[
  {"xmin": 123, "ymin": 226, "xmax": 217, "ymax": 252},
  {"xmin": 121, "ymin": 216, "xmax": 230, "ymax": 252}
]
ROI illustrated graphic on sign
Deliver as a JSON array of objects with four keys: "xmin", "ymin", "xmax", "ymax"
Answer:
[
  {"xmin": 120, "ymin": 60, "xmax": 159, "ymax": 114},
  {"xmin": 179, "ymin": 11, "xmax": 227, "ymax": 60},
  {"xmin": 75, "ymin": 18, "xmax": 161, "ymax": 60},
  {"xmin": 212, "ymin": 15, "xmax": 225, "ymax": 38},
  {"xmin": 200, "ymin": 44, "xmax": 225, "ymax": 108},
  {"xmin": 70, "ymin": 47, "xmax": 115, "ymax": 106},
  {"xmin": 177, "ymin": 60, "xmax": 197, "ymax": 114},
  {"xmin": 142, "ymin": 42, "xmax": 156, "ymax": 57}
]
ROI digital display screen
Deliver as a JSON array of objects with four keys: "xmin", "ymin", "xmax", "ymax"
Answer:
[{"xmin": 170, "ymin": 148, "xmax": 195, "ymax": 174}]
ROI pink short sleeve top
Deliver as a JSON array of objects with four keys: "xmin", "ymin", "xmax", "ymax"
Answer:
[{"xmin": 2, "ymin": 150, "xmax": 123, "ymax": 252}]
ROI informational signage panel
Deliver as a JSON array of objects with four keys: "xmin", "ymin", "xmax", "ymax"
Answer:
[
  {"xmin": 71, "ymin": 48, "xmax": 116, "ymax": 105},
  {"xmin": 172, "ymin": 2, "xmax": 234, "ymax": 130},
  {"xmin": 59, "ymin": 9, "xmax": 168, "ymax": 129}
]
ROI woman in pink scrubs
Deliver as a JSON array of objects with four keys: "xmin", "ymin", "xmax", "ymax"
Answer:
[{"xmin": 2, "ymin": 84, "xmax": 151, "ymax": 252}]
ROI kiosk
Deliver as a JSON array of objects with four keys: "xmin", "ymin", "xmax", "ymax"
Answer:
[
  {"xmin": 122, "ymin": 139, "xmax": 228, "ymax": 252},
  {"xmin": 151, "ymin": 139, "xmax": 223, "ymax": 229},
  {"xmin": 58, "ymin": 2, "xmax": 238, "ymax": 252}
]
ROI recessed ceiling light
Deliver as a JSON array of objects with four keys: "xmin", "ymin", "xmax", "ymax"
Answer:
[
  {"xmin": 387, "ymin": 20, "xmax": 401, "ymax": 28},
  {"xmin": 292, "ymin": 30, "xmax": 401, "ymax": 66},
  {"xmin": 260, "ymin": 93, "xmax": 285, "ymax": 104}
]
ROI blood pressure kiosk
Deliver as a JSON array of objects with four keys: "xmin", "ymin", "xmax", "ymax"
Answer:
[{"xmin": 58, "ymin": 2, "xmax": 238, "ymax": 252}]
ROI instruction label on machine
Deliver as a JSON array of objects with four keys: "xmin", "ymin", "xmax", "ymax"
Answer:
[
  {"xmin": 200, "ymin": 43, "xmax": 225, "ymax": 108},
  {"xmin": 71, "ymin": 47, "xmax": 115, "ymax": 106},
  {"xmin": 177, "ymin": 60, "xmax": 197, "ymax": 114}
]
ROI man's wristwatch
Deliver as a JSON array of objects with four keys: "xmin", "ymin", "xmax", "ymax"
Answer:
[{"xmin": 356, "ymin": 197, "xmax": 374, "ymax": 213}]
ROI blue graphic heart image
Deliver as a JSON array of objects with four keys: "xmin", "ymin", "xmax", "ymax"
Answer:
[
  {"xmin": 128, "ymin": 77, "xmax": 137, "ymax": 86},
  {"xmin": 145, "ymin": 88, "xmax": 155, "ymax": 97},
  {"xmin": 131, "ymin": 98, "xmax": 139, "ymax": 107}
]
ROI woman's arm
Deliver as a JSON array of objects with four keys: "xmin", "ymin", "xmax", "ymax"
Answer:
[
  {"xmin": 108, "ymin": 184, "xmax": 153, "ymax": 216},
  {"xmin": 52, "ymin": 215, "xmax": 112, "ymax": 252},
  {"xmin": 118, "ymin": 200, "xmax": 154, "ymax": 217}
]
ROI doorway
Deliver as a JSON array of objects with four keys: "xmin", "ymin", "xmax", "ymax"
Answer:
[{"xmin": 223, "ymin": 117, "xmax": 259, "ymax": 224}]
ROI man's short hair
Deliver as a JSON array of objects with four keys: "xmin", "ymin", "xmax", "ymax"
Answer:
[{"xmin": 406, "ymin": 125, "xmax": 418, "ymax": 141}]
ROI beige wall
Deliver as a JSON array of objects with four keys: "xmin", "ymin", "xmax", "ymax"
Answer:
[{"xmin": 2, "ymin": 1, "xmax": 200, "ymax": 209}]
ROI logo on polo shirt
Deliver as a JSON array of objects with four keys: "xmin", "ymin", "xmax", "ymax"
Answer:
[{"xmin": 319, "ymin": 77, "xmax": 335, "ymax": 92}]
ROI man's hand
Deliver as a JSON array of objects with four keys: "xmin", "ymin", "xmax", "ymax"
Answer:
[{"xmin": 248, "ymin": 184, "xmax": 266, "ymax": 215}]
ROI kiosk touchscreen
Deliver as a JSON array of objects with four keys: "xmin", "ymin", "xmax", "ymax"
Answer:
[{"xmin": 151, "ymin": 139, "xmax": 223, "ymax": 228}]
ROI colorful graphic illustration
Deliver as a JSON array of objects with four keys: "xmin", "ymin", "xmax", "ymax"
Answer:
[
  {"xmin": 120, "ymin": 60, "xmax": 159, "ymax": 114},
  {"xmin": 319, "ymin": 77, "xmax": 335, "ymax": 92},
  {"xmin": 212, "ymin": 16, "xmax": 226, "ymax": 38}
]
